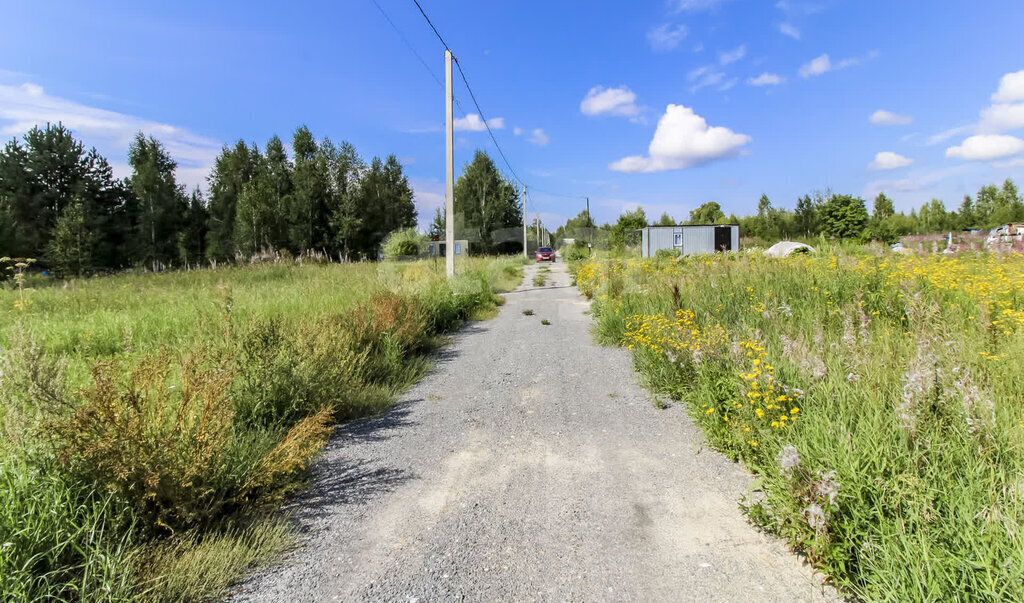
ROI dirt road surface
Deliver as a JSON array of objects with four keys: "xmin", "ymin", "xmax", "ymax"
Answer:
[{"xmin": 231, "ymin": 261, "xmax": 836, "ymax": 602}]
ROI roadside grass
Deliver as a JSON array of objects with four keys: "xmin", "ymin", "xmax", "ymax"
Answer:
[
  {"xmin": 540, "ymin": 319, "xmax": 551, "ymax": 325},
  {"xmin": 532, "ymin": 274, "xmax": 546, "ymax": 287},
  {"xmin": 576, "ymin": 247, "xmax": 1024, "ymax": 599},
  {"xmin": 0, "ymin": 255, "xmax": 524, "ymax": 601},
  {"xmin": 522, "ymin": 309, "xmax": 534, "ymax": 316}
]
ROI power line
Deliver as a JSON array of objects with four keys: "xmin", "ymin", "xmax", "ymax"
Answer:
[
  {"xmin": 369, "ymin": 0, "xmax": 443, "ymax": 88},
  {"xmin": 453, "ymin": 58, "xmax": 525, "ymax": 188},
  {"xmin": 408, "ymin": 0, "xmax": 526, "ymax": 188},
  {"xmin": 411, "ymin": 0, "xmax": 451, "ymax": 50},
  {"xmin": 368, "ymin": 0, "xmax": 471, "ymax": 123}
]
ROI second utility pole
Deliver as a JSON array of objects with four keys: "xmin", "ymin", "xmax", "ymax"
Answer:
[
  {"xmin": 522, "ymin": 185, "xmax": 527, "ymax": 258},
  {"xmin": 444, "ymin": 49, "xmax": 455, "ymax": 278}
]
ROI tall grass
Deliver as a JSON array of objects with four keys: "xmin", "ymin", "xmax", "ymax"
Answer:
[
  {"xmin": 0, "ymin": 256, "xmax": 524, "ymax": 601},
  {"xmin": 576, "ymin": 247, "xmax": 1024, "ymax": 600}
]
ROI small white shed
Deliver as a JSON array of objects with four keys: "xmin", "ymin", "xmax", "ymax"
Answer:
[{"xmin": 640, "ymin": 225, "xmax": 740, "ymax": 258}]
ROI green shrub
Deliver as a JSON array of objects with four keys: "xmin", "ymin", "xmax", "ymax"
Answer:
[
  {"xmin": 655, "ymin": 248, "xmax": 681, "ymax": 260},
  {"xmin": 564, "ymin": 242, "xmax": 590, "ymax": 263},
  {"xmin": 381, "ymin": 228, "xmax": 425, "ymax": 259}
]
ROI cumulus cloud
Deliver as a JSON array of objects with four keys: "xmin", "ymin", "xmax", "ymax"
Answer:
[
  {"xmin": 0, "ymin": 82, "xmax": 220, "ymax": 190},
  {"xmin": 979, "ymin": 102, "xmax": 1024, "ymax": 133},
  {"xmin": 647, "ymin": 24, "xmax": 688, "ymax": 52},
  {"xmin": 869, "ymin": 109, "xmax": 912, "ymax": 126},
  {"xmin": 528, "ymin": 128, "xmax": 549, "ymax": 146},
  {"xmin": 992, "ymin": 70, "xmax": 1024, "ymax": 103},
  {"xmin": 453, "ymin": 113, "xmax": 504, "ymax": 132},
  {"xmin": 869, "ymin": 151, "xmax": 914, "ymax": 170},
  {"xmin": 609, "ymin": 104, "xmax": 751, "ymax": 173},
  {"xmin": 799, "ymin": 51, "xmax": 876, "ymax": 78},
  {"xmin": 778, "ymin": 22, "xmax": 800, "ymax": 39},
  {"xmin": 946, "ymin": 134, "xmax": 1024, "ymax": 161},
  {"xmin": 719, "ymin": 44, "xmax": 746, "ymax": 65},
  {"xmin": 513, "ymin": 126, "xmax": 523, "ymax": 136},
  {"xmin": 580, "ymin": 85, "xmax": 641, "ymax": 118},
  {"xmin": 748, "ymin": 73, "xmax": 784, "ymax": 86}
]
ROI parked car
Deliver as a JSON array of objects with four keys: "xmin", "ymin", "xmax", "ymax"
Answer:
[{"xmin": 535, "ymin": 246, "xmax": 555, "ymax": 262}]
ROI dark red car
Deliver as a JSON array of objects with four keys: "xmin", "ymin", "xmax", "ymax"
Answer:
[{"xmin": 535, "ymin": 246, "xmax": 555, "ymax": 262}]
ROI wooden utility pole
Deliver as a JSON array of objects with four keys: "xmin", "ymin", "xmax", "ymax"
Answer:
[{"xmin": 444, "ymin": 49, "xmax": 455, "ymax": 278}]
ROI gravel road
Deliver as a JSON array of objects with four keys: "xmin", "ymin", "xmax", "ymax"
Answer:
[{"xmin": 231, "ymin": 261, "xmax": 836, "ymax": 602}]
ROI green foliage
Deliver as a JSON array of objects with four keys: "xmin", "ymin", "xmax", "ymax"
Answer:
[
  {"xmin": 138, "ymin": 517, "xmax": 293, "ymax": 603},
  {"xmin": 0, "ymin": 257, "xmax": 521, "ymax": 600},
  {"xmin": 46, "ymin": 200, "xmax": 93, "ymax": 277},
  {"xmin": 563, "ymin": 240, "xmax": 591, "ymax": 263},
  {"xmin": 609, "ymin": 206, "xmax": 647, "ymax": 252},
  {"xmin": 381, "ymin": 228, "xmax": 425, "ymax": 259},
  {"xmin": 128, "ymin": 133, "xmax": 188, "ymax": 270},
  {"xmin": 0, "ymin": 123, "xmax": 131, "ymax": 271},
  {"xmin": 656, "ymin": 212, "xmax": 675, "ymax": 226},
  {"xmin": 687, "ymin": 201, "xmax": 726, "ymax": 225},
  {"xmin": 655, "ymin": 247, "xmax": 681, "ymax": 260},
  {"xmin": 453, "ymin": 150, "xmax": 522, "ymax": 254},
  {"xmin": 580, "ymin": 249, "xmax": 1024, "ymax": 599},
  {"xmin": 820, "ymin": 194, "xmax": 869, "ymax": 239}
]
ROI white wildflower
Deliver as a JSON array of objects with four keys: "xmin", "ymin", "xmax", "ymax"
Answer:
[
  {"xmin": 803, "ymin": 503, "xmax": 827, "ymax": 531},
  {"xmin": 777, "ymin": 445, "xmax": 802, "ymax": 478}
]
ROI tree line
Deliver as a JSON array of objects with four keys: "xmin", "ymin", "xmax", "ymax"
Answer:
[
  {"xmin": 0, "ymin": 123, "xmax": 418, "ymax": 276},
  {"xmin": 556, "ymin": 179, "xmax": 1023, "ymax": 250}
]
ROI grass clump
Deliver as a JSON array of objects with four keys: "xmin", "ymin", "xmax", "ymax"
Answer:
[
  {"xmin": 522, "ymin": 309, "xmax": 534, "ymax": 316},
  {"xmin": 0, "ymin": 256, "xmax": 523, "ymax": 600},
  {"xmin": 577, "ymin": 247, "xmax": 1024, "ymax": 599},
  {"xmin": 540, "ymin": 319, "xmax": 551, "ymax": 326}
]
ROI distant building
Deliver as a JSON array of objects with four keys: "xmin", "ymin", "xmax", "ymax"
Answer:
[
  {"xmin": 640, "ymin": 225, "xmax": 739, "ymax": 258},
  {"xmin": 427, "ymin": 239, "xmax": 469, "ymax": 257}
]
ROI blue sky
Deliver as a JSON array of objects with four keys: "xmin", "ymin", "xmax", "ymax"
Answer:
[{"xmin": 2, "ymin": 0, "xmax": 1023, "ymax": 229}]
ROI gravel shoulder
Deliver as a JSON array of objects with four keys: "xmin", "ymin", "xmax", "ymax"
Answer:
[{"xmin": 230, "ymin": 261, "xmax": 837, "ymax": 602}]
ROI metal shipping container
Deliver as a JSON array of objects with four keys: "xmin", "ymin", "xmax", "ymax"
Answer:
[{"xmin": 640, "ymin": 225, "xmax": 739, "ymax": 258}]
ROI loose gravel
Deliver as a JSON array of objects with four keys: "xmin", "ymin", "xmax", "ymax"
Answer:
[{"xmin": 230, "ymin": 261, "xmax": 837, "ymax": 602}]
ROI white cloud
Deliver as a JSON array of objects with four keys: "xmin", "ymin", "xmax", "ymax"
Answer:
[
  {"xmin": 580, "ymin": 85, "xmax": 641, "ymax": 118},
  {"xmin": 778, "ymin": 22, "xmax": 801, "ymax": 39},
  {"xmin": 992, "ymin": 70, "xmax": 1024, "ymax": 103},
  {"xmin": 775, "ymin": 0, "xmax": 823, "ymax": 15},
  {"xmin": 869, "ymin": 151, "xmax": 914, "ymax": 170},
  {"xmin": 609, "ymin": 104, "xmax": 751, "ymax": 173},
  {"xmin": 799, "ymin": 54, "xmax": 831, "ymax": 77},
  {"xmin": 528, "ymin": 128, "xmax": 549, "ymax": 146},
  {"xmin": 513, "ymin": 126, "xmax": 523, "ymax": 136},
  {"xmin": 995, "ymin": 158, "xmax": 1024, "ymax": 168},
  {"xmin": 864, "ymin": 166, "xmax": 971, "ymax": 201},
  {"xmin": 869, "ymin": 109, "xmax": 912, "ymax": 126},
  {"xmin": 453, "ymin": 113, "xmax": 504, "ymax": 132},
  {"xmin": 748, "ymin": 72, "xmax": 784, "ymax": 86},
  {"xmin": 719, "ymin": 44, "xmax": 746, "ymax": 65},
  {"xmin": 799, "ymin": 51, "xmax": 876, "ymax": 78},
  {"xmin": 410, "ymin": 177, "xmax": 445, "ymax": 231},
  {"xmin": 688, "ymin": 65, "xmax": 727, "ymax": 92},
  {"xmin": 926, "ymin": 125, "xmax": 972, "ymax": 145},
  {"xmin": 670, "ymin": 0, "xmax": 730, "ymax": 12},
  {"xmin": 979, "ymin": 103, "xmax": 1024, "ymax": 133},
  {"xmin": 0, "ymin": 82, "xmax": 220, "ymax": 191},
  {"xmin": 647, "ymin": 23, "xmax": 688, "ymax": 52},
  {"xmin": 946, "ymin": 134, "xmax": 1024, "ymax": 161}
]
